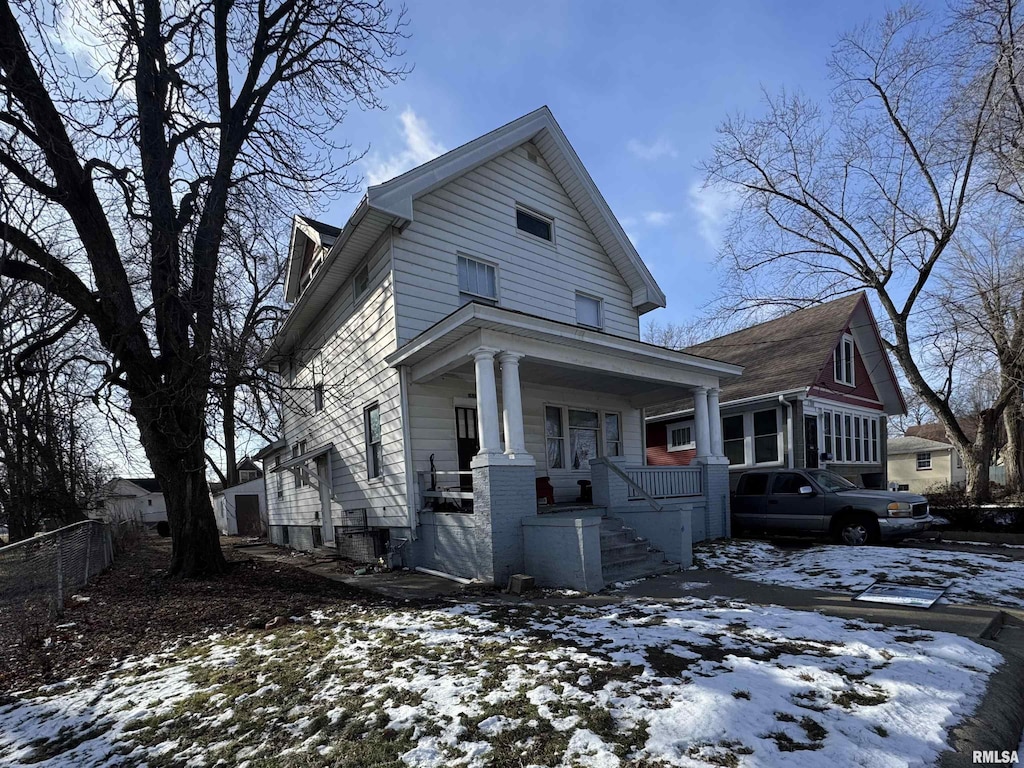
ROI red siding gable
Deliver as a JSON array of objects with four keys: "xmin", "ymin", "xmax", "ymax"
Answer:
[{"xmin": 812, "ymin": 327, "xmax": 881, "ymax": 407}]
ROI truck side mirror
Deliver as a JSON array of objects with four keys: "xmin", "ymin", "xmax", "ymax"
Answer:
[{"xmin": 799, "ymin": 485, "xmax": 816, "ymax": 496}]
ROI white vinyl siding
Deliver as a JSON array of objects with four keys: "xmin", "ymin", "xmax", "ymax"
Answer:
[
  {"xmin": 392, "ymin": 142, "xmax": 641, "ymax": 344},
  {"xmin": 273, "ymin": 236, "xmax": 407, "ymax": 530}
]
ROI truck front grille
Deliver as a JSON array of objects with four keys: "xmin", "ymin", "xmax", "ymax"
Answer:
[{"xmin": 912, "ymin": 503, "xmax": 929, "ymax": 518}]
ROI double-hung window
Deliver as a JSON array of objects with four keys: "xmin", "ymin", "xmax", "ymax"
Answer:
[
  {"xmin": 834, "ymin": 334, "xmax": 855, "ymax": 386},
  {"xmin": 365, "ymin": 404, "xmax": 382, "ymax": 479},
  {"xmin": 568, "ymin": 409, "xmax": 600, "ymax": 469},
  {"xmin": 604, "ymin": 413, "xmax": 622, "ymax": 456},
  {"xmin": 666, "ymin": 420, "xmax": 695, "ymax": 452},
  {"xmin": 291, "ymin": 440, "xmax": 307, "ymax": 488},
  {"xmin": 457, "ymin": 255, "xmax": 497, "ymax": 305},
  {"xmin": 917, "ymin": 452, "xmax": 932, "ymax": 471},
  {"xmin": 353, "ymin": 264, "xmax": 369, "ymax": 300},
  {"xmin": 275, "ymin": 456, "xmax": 283, "ymax": 498},
  {"xmin": 312, "ymin": 354, "xmax": 324, "ymax": 413},
  {"xmin": 721, "ymin": 409, "xmax": 781, "ymax": 467},
  {"xmin": 545, "ymin": 406, "xmax": 565, "ymax": 469},
  {"xmin": 575, "ymin": 293, "xmax": 603, "ymax": 329}
]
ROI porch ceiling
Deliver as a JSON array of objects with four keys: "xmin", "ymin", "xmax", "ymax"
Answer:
[{"xmin": 386, "ymin": 303, "xmax": 743, "ymax": 407}]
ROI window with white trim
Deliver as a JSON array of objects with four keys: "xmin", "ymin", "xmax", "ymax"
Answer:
[
  {"xmin": 312, "ymin": 354, "xmax": 324, "ymax": 413},
  {"xmin": 917, "ymin": 452, "xmax": 932, "ymax": 470},
  {"xmin": 275, "ymin": 456, "xmax": 283, "ymax": 498},
  {"xmin": 457, "ymin": 255, "xmax": 497, "ymax": 305},
  {"xmin": 365, "ymin": 404, "xmax": 382, "ymax": 479},
  {"xmin": 353, "ymin": 264, "xmax": 369, "ymax": 300},
  {"xmin": 666, "ymin": 420, "xmax": 695, "ymax": 452},
  {"xmin": 720, "ymin": 409, "xmax": 783, "ymax": 467},
  {"xmin": 604, "ymin": 413, "xmax": 622, "ymax": 456},
  {"xmin": 544, "ymin": 405, "xmax": 621, "ymax": 471},
  {"xmin": 821, "ymin": 408, "xmax": 880, "ymax": 464},
  {"xmin": 834, "ymin": 333, "xmax": 855, "ymax": 386},
  {"xmin": 575, "ymin": 293, "xmax": 603, "ymax": 329},
  {"xmin": 516, "ymin": 206, "xmax": 553, "ymax": 241},
  {"xmin": 291, "ymin": 440, "xmax": 307, "ymax": 488}
]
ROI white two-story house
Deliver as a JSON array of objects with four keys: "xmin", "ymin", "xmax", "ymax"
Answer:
[{"xmin": 261, "ymin": 107, "xmax": 741, "ymax": 591}]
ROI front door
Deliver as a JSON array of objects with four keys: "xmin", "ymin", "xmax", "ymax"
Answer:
[
  {"xmin": 455, "ymin": 407, "xmax": 479, "ymax": 490},
  {"xmin": 804, "ymin": 415, "xmax": 819, "ymax": 469}
]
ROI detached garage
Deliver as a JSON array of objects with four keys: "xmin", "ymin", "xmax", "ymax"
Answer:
[{"xmin": 213, "ymin": 475, "xmax": 268, "ymax": 537}]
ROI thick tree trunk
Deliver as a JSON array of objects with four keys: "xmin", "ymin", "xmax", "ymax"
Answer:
[
  {"xmin": 223, "ymin": 386, "xmax": 237, "ymax": 488},
  {"xmin": 1002, "ymin": 395, "xmax": 1023, "ymax": 493},
  {"xmin": 133, "ymin": 385, "xmax": 226, "ymax": 577},
  {"xmin": 964, "ymin": 409, "xmax": 1000, "ymax": 503}
]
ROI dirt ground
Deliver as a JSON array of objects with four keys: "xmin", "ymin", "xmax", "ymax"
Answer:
[{"xmin": 0, "ymin": 535, "xmax": 395, "ymax": 693}]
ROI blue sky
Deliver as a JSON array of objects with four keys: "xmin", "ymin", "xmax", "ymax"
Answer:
[{"xmin": 319, "ymin": 0, "xmax": 932, "ymax": 329}]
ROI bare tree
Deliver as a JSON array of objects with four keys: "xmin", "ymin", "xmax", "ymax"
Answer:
[
  {"xmin": 703, "ymin": 5, "xmax": 1012, "ymax": 500},
  {"xmin": 641, "ymin": 319, "xmax": 708, "ymax": 350},
  {"xmin": 0, "ymin": 0, "xmax": 407, "ymax": 575}
]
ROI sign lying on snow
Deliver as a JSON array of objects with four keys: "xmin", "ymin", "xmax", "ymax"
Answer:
[{"xmin": 852, "ymin": 582, "xmax": 949, "ymax": 609}]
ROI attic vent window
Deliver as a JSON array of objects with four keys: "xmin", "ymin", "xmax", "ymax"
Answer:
[
  {"xmin": 516, "ymin": 207, "xmax": 553, "ymax": 242},
  {"xmin": 834, "ymin": 333, "xmax": 855, "ymax": 386}
]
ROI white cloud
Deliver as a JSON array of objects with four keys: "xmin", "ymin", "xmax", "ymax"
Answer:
[
  {"xmin": 642, "ymin": 210, "xmax": 674, "ymax": 226},
  {"xmin": 365, "ymin": 109, "xmax": 446, "ymax": 186},
  {"xmin": 626, "ymin": 138, "xmax": 678, "ymax": 161},
  {"xmin": 688, "ymin": 181, "xmax": 740, "ymax": 249}
]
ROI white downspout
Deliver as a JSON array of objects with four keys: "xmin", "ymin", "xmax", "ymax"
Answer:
[{"xmin": 779, "ymin": 395, "xmax": 794, "ymax": 468}]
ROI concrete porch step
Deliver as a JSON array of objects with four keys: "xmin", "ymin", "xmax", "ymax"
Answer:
[
  {"xmin": 601, "ymin": 540, "xmax": 654, "ymax": 566},
  {"xmin": 603, "ymin": 555, "xmax": 680, "ymax": 586}
]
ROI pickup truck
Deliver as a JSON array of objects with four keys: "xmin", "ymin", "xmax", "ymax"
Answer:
[{"xmin": 732, "ymin": 468, "xmax": 932, "ymax": 545}]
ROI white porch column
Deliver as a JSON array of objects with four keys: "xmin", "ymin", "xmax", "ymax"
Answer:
[
  {"xmin": 693, "ymin": 386, "xmax": 712, "ymax": 459},
  {"xmin": 498, "ymin": 352, "xmax": 528, "ymax": 457},
  {"xmin": 472, "ymin": 347, "xmax": 502, "ymax": 456},
  {"xmin": 708, "ymin": 387, "xmax": 724, "ymax": 458}
]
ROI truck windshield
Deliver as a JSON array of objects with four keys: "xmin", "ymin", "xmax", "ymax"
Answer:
[{"xmin": 806, "ymin": 470, "xmax": 858, "ymax": 492}]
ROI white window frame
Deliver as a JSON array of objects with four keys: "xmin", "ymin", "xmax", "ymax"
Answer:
[
  {"xmin": 291, "ymin": 440, "xmax": 308, "ymax": 488},
  {"xmin": 515, "ymin": 204, "xmax": 555, "ymax": 244},
  {"xmin": 575, "ymin": 292, "xmax": 604, "ymax": 330},
  {"xmin": 666, "ymin": 420, "xmax": 696, "ymax": 452},
  {"xmin": 819, "ymin": 406, "xmax": 881, "ymax": 465},
  {"xmin": 834, "ymin": 333, "xmax": 855, "ymax": 386},
  {"xmin": 312, "ymin": 353, "xmax": 324, "ymax": 413},
  {"xmin": 457, "ymin": 254, "xmax": 499, "ymax": 305},
  {"xmin": 353, "ymin": 263, "xmax": 370, "ymax": 301},
  {"xmin": 365, "ymin": 403, "xmax": 382, "ymax": 480},
  {"xmin": 916, "ymin": 452, "xmax": 932, "ymax": 471},
  {"xmin": 720, "ymin": 408, "xmax": 784, "ymax": 469},
  {"xmin": 544, "ymin": 403, "xmax": 621, "ymax": 472}
]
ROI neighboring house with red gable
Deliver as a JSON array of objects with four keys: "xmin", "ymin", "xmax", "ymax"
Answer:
[{"xmin": 646, "ymin": 293, "xmax": 906, "ymax": 490}]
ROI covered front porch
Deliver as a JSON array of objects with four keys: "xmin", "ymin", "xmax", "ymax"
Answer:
[{"xmin": 387, "ymin": 303, "xmax": 741, "ymax": 589}]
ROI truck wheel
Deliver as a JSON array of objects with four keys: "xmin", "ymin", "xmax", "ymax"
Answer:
[{"xmin": 836, "ymin": 516, "xmax": 878, "ymax": 546}]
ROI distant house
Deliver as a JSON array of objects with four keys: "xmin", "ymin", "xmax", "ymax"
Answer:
[
  {"xmin": 646, "ymin": 293, "xmax": 906, "ymax": 490},
  {"xmin": 887, "ymin": 436, "xmax": 965, "ymax": 493},
  {"xmin": 94, "ymin": 478, "xmax": 167, "ymax": 527},
  {"xmin": 212, "ymin": 458, "xmax": 268, "ymax": 537}
]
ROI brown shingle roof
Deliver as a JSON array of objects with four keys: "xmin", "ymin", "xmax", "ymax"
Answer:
[{"xmin": 648, "ymin": 293, "xmax": 865, "ymax": 418}]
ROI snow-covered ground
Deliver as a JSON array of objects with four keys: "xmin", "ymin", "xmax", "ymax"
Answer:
[
  {"xmin": 695, "ymin": 540, "xmax": 1024, "ymax": 608},
  {"xmin": 0, "ymin": 598, "xmax": 1002, "ymax": 767}
]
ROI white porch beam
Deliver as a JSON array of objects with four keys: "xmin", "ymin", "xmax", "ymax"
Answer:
[
  {"xmin": 708, "ymin": 387, "xmax": 724, "ymax": 458},
  {"xmin": 408, "ymin": 331, "xmax": 483, "ymax": 383},
  {"xmin": 471, "ymin": 347, "xmax": 502, "ymax": 456},
  {"xmin": 498, "ymin": 352, "xmax": 529, "ymax": 457},
  {"xmin": 693, "ymin": 386, "xmax": 712, "ymax": 459}
]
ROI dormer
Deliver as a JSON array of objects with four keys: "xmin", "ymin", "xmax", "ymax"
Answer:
[{"xmin": 284, "ymin": 215, "xmax": 342, "ymax": 303}]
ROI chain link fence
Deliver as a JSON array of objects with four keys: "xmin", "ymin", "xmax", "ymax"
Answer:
[{"xmin": 0, "ymin": 520, "xmax": 124, "ymax": 624}]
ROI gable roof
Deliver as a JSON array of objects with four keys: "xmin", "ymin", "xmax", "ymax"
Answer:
[
  {"xmin": 268, "ymin": 107, "xmax": 666, "ymax": 362},
  {"xmin": 888, "ymin": 436, "xmax": 956, "ymax": 456},
  {"xmin": 647, "ymin": 293, "xmax": 905, "ymax": 419},
  {"xmin": 906, "ymin": 421, "xmax": 975, "ymax": 444}
]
